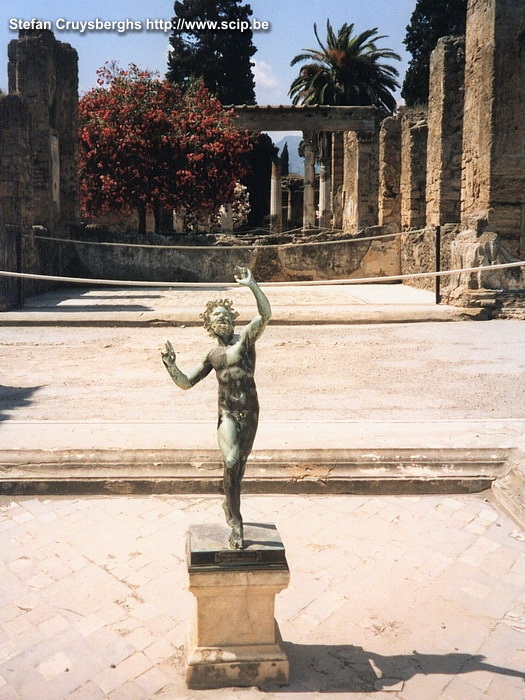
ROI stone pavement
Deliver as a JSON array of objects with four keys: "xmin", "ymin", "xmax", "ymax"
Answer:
[
  {"xmin": 1, "ymin": 492, "xmax": 524, "ymax": 699},
  {"xmin": 1, "ymin": 284, "xmax": 524, "ymax": 456},
  {"xmin": 0, "ymin": 283, "xmax": 459, "ymax": 326},
  {"xmin": 1, "ymin": 283, "xmax": 524, "ymax": 697}
]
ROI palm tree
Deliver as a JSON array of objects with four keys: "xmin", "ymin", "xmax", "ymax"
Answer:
[{"xmin": 289, "ymin": 20, "xmax": 400, "ymax": 115}]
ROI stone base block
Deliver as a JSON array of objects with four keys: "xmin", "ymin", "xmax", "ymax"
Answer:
[
  {"xmin": 186, "ymin": 622, "xmax": 289, "ymax": 689},
  {"xmin": 186, "ymin": 523, "xmax": 290, "ymax": 689}
]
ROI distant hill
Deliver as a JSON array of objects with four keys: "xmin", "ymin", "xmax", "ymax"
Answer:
[{"xmin": 274, "ymin": 134, "xmax": 303, "ymax": 176}]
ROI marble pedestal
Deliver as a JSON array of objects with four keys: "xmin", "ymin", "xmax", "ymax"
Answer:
[{"xmin": 186, "ymin": 523, "xmax": 290, "ymax": 690}]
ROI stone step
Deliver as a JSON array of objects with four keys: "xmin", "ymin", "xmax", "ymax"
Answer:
[{"xmin": 0, "ymin": 447, "xmax": 516, "ymax": 496}]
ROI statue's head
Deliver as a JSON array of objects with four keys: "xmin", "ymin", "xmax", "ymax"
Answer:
[{"xmin": 201, "ymin": 298, "xmax": 239, "ymax": 338}]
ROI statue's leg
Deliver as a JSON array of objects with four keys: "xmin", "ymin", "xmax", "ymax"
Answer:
[
  {"xmin": 238, "ymin": 410, "xmax": 258, "ymax": 480},
  {"xmin": 217, "ymin": 414, "xmax": 244, "ymax": 549}
]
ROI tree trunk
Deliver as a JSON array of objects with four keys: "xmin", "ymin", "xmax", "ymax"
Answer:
[
  {"xmin": 154, "ymin": 203, "xmax": 162, "ymax": 233},
  {"xmin": 138, "ymin": 204, "xmax": 146, "ymax": 234}
]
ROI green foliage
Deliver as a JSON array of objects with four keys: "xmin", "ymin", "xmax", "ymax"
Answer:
[
  {"xmin": 402, "ymin": 0, "xmax": 467, "ymax": 106},
  {"xmin": 167, "ymin": 0, "xmax": 257, "ymax": 105},
  {"xmin": 280, "ymin": 142, "xmax": 289, "ymax": 177},
  {"xmin": 289, "ymin": 20, "xmax": 400, "ymax": 115}
]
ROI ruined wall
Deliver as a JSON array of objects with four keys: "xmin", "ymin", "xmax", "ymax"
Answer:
[
  {"xmin": 461, "ymin": 0, "xmax": 525, "ymax": 256},
  {"xmin": 400, "ymin": 109, "xmax": 428, "ymax": 229},
  {"xmin": 426, "ymin": 36, "xmax": 465, "ymax": 227},
  {"xmin": 342, "ymin": 130, "xmax": 379, "ymax": 233},
  {"xmin": 400, "ymin": 225, "xmax": 459, "ymax": 294},
  {"xmin": 65, "ymin": 232, "xmax": 400, "ymax": 284},
  {"xmin": 8, "ymin": 29, "xmax": 79, "ymax": 234},
  {"xmin": 0, "ymin": 95, "xmax": 32, "ymax": 230},
  {"xmin": 378, "ymin": 115, "xmax": 401, "ymax": 228},
  {"xmin": 0, "ymin": 29, "xmax": 80, "ymax": 308},
  {"xmin": 0, "ymin": 96, "xmax": 31, "ymax": 310}
]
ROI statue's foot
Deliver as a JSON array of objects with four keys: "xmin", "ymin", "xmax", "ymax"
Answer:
[
  {"xmin": 228, "ymin": 522, "xmax": 244, "ymax": 550},
  {"xmin": 222, "ymin": 500, "xmax": 235, "ymax": 527}
]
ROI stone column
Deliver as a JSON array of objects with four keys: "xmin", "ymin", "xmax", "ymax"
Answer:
[
  {"xmin": 302, "ymin": 132, "xmax": 317, "ymax": 229},
  {"xmin": 426, "ymin": 37, "xmax": 465, "ymax": 227},
  {"xmin": 286, "ymin": 182, "xmax": 293, "ymax": 228},
  {"xmin": 286, "ymin": 178, "xmax": 302, "ymax": 229},
  {"xmin": 400, "ymin": 109, "xmax": 428, "ymax": 229},
  {"xmin": 270, "ymin": 158, "xmax": 282, "ymax": 232},
  {"xmin": 461, "ymin": 0, "xmax": 525, "ymax": 257},
  {"xmin": 378, "ymin": 115, "xmax": 402, "ymax": 228},
  {"xmin": 342, "ymin": 130, "xmax": 380, "ymax": 233},
  {"xmin": 318, "ymin": 155, "xmax": 332, "ymax": 228},
  {"xmin": 55, "ymin": 38, "xmax": 80, "ymax": 229},
  {"xmin": 331, "ymin": 132, "xmax": 345, "ymax": 229}
]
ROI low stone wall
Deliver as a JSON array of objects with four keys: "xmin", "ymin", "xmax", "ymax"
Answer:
[
  {"xmin": 57, "ymin": 231, "xmax": 401, "ymax": 284},
  {"xmin": 400, "ymin": 224, "xmax": 459, "ymax": 295},
  {"xmin": 400, "ymin": 224, "xmax": 525, "ymax": 316}
]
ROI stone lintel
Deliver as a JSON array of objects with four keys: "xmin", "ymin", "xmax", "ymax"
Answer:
[{"xmin": 231, "ymin": 105, "xmax": 377, "ymax": 132}]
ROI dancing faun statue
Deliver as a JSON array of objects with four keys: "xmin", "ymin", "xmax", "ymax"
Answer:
[{"xmin": 161, "ymin": 267, "xmax": 271, "ymax": 550}]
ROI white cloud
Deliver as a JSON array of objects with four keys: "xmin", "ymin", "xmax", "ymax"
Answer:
[{"xmin": 252, "ymin": 60, "xmax": 278, "ymax": 90}]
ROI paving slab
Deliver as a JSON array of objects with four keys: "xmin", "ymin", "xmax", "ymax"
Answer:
[{"xmin": 0, "ymin": 492, "xmax": 524, "ymax": 699}]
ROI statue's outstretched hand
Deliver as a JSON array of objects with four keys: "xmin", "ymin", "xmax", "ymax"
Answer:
[
  {"xmin": 234, "ymin": 266, "xmax": 253, "ymax": 286},
  {"xmin": 162, "ymin": 340, "xmax": 177, "ymax": 366}
]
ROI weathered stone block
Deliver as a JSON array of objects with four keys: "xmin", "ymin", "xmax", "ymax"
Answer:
[
  {"xmin": 426, "ymin": 36, "xmax": 465, "ymax": 227},
  {"xmin": 342, "ymin": 129, "xmax": 380, "ymax": 233},
  {"xmin": 378, "ymin": 115, "xmax": 401, "ymax": 228},
  {"xmin": 8, "ymin": 29, "xmax": 79, "ymax": 233},
  {"xmin": 186, "ymin": 524, "xmax": 289, "ymax": 690},
  {"xmin": 400, "ymin": 109, "xmax": 428, "ymax": 230},
  {"xmin": 461, "ymin": 0, "xmax": 525, "ymax": 256}
]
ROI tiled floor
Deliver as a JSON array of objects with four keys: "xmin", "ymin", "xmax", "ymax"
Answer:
[{"xmin": 1, "ymin": 492, "xmax": 524, "ymax": 699}]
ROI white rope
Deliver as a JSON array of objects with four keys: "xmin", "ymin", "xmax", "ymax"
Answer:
[
  {"xmin": 28, "ymin": 227, "xmax": 407, "ymax": 250},
  {"xmin": 1, "ymin": 259, "xmax": 524, "ymax": 288}
]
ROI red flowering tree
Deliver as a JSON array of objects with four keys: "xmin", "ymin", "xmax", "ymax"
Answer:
[{"xmin": 78, "ymin": 63, "xmax": 252, "ymax": 233}]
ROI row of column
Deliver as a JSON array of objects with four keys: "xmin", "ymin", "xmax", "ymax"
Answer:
[{"xmin": 269, "ymin": 131, "xmax": 332, "ymax": 232}]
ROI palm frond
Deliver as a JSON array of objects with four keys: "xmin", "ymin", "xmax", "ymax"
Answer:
[{"xmin": 288, "ymin": 19, "xmax": 400, "ymax": 113}]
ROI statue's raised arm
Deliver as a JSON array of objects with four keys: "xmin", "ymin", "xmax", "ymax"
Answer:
[{"xmin": 234, "ymin": 266, "xmax": 271, "ymax": 343}]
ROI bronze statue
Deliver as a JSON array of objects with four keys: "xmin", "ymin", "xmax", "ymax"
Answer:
[{"xmin": 162, "ymin": 267, "xmax": 271, "ymax": 549}]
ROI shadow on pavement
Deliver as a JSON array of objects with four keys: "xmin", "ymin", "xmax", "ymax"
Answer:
[
  {"xmin": 25, "ymin": 304, "xmax": 154, "ymax": 312},
  {"xmin": 282, "ymin": 643, "xmax": 525, "ymax": 692},
  {"xmin": 0, "ymin": 385, "xmax": 42, "ymax": 421},
  {"xmin": 76, "ymin": 293, "xmax": 165, "ymax": 300}
]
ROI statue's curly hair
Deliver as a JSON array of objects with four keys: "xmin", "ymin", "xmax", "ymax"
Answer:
[{"xmin": 200, "ymin": 298, "xmax": 239, "ymax": 336}]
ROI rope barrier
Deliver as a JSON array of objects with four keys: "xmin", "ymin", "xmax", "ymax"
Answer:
[
  {"xmin": 1, "ymin": 259, "xmax": 524, "ymax": 288},
  {"xmin": 27, "ymin": 227, "xmax": 408, "ymax": 250}
]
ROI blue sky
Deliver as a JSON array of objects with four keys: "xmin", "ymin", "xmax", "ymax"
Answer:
[{"xmin": 1, "ymin": 0, "xmax": 417, "ymax": 102}]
